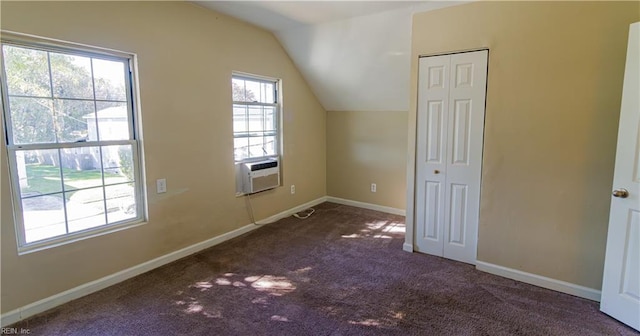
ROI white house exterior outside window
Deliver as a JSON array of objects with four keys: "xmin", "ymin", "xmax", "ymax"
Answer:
[{"xmin": 1, "ymin": 34, "xmax": 145, "ymax": 252}]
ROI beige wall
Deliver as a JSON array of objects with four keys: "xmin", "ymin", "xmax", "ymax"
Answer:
[
  {"xmin": 0, "ymin": 1, "xmax": 326, "ymax": 313},
  {"xmin": 408, "ymin": 1, "xmax": 640, "ymax": 289},
  {"xmin": 327, "ymin": 111, "xmax": 407, "ymax": 210}
]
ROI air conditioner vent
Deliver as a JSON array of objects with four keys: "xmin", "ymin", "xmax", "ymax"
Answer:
[{"xmin": 250, "ymin": 161, "xmax": 278, "ymax": 171}]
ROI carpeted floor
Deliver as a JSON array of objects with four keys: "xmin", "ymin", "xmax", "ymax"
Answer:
[{"xmin": 6, "ymin": 202, "xmax": 639, "ymax": 335}]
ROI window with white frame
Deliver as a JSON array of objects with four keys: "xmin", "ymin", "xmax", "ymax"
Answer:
[
  {"xmin": 232, "ymin": 74, "xmax": 279, "ymax": 162},
  {"xmin": 1, "ymin": 36, "xmax": 145, "ymax": 251}
]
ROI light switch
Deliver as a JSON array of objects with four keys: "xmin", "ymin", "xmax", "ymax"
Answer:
[{"xmin": 157, "ymin": 178, "xmax": 167, "ymax": 193}]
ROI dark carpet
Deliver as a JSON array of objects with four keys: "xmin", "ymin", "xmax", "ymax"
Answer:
[{"xmin": 7, "ymin": 202, "xmax": 639, "ymax": 335}]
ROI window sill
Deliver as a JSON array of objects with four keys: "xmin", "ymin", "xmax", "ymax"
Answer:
[{"xmin": 17, "ymin": 219, "xmax": 147, "ymax": 255}]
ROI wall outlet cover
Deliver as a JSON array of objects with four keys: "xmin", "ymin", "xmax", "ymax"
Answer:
[{"xmin": 157, "ymin": 178, "xmax": 167, "ymax": 193}]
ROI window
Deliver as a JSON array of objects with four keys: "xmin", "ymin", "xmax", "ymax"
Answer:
[
  {"xmin": 232, "ymin": 74, "xmax": 279, "ymax": 162},
  {"xmin": 1, "ymin": 36, "xmax": 144, "ymax": 252}
]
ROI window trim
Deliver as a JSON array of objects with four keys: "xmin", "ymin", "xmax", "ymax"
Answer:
[
  {"xmin": 232, "ymin": 72, "xmax": 281, "ymax": 163},
  {"xmin": 1, "ymin": 31, "xmax": 147, "ymax": 254}
]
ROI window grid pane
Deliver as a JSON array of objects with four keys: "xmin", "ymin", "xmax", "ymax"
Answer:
[
  {"xmin": 51, "ymin": 53, "xmax": 94, "ymax": 99},
  {"xmin": 66, "ymin": 185, "xmax": 107, "ymax": 233},
  {"xmin": 17, "ymin": 149, "xmax": 63, "ymax": 197},
  {"xmin": 106, "ymin": 183, "xmax": 137, "ymax": 223},
  {"xmin": 9, "ymin": 97, "xmax": 56, "ymax": 144},
  {"xmin": 22, "ymin": 195, "xmax": 66, "ymax": 243},
  {"xmin": 2, "ymin": 42, "xmax": 144, "ymax": 248},
  {"xmin": 53, "ymin": 99, "xmax": 93, "ymax": 143},
  {"xmin": 3, "ymin": 45, "xmax": 51, "ymax": 97}
]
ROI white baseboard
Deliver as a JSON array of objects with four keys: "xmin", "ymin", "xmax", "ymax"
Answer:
[
  {"xmin": 475, "ymin": 261, "xmax": 601, "ymax": 302},
  {"xmin": 325, "ymin": 196, "xmax": 406, "ymax": 216},
  {"xmin": 403, "ymin": 243, "xmax": 413, "ymax": 252},
  {"xmin": 0, "ymin": 197, "xmax": 327, "ymax": 327}
]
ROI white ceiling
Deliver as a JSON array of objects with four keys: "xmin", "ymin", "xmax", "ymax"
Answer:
[
  {"xmin": 196, "ymin": 1, "xmax": 425, "ymax": 32},
  {"xmin": 195, "ymin": 1, "xmax": 467, "ymax": 111}
]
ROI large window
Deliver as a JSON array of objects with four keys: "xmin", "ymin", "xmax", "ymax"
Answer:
[
  {"xmin": 1, "ymin": 36, "xmax": 144, "ymax": 252},
  {"xmin": 232, "ymin": 74, "xmax": 279, "ymax": 162}
]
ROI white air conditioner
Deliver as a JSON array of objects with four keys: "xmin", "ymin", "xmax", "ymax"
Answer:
[{"xmin": 242, "ymin": 158, "xmax": 280, "ymax": 194}]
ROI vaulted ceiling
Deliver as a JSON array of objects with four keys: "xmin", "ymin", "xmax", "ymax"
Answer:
[{"xmin": 196, "ymin": 1, "xmax": 467, "ymax": 112}]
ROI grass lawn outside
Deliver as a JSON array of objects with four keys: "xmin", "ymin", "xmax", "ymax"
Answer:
[{"xmin": 22, "ymin": 164, "xmax": 125, "ymax": 200}]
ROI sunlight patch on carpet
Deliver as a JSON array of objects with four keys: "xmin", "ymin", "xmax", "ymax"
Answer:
[
  {"xmin": 340, "ymin": 220, "xmax": 405, "ymax": 239},
  {"xmin": 293, "ymin": 266, "xmax": 312, "ymax": 274},
  {"xmin": 349, "ymin": 319, "xmax": 381, "ymax": 326},
  {"xmin": 194, "ymin": 281, "xmax": 214, "ymax": 290},
  {"xmin": 249, "ymin": 275, "xmax": 296, "ymax": 296},
  {"xmin": 252, "ymin": 296, "xmax": 268, "ymax": 304},
  {"xmin": 366, "ymin": 221, "xmax": 390, "ymax": 230},
  {"xmin": 215, "ymin": 278, "xmax": 232, "ymax": 286},
  {"xmin": 271, "ymin": 315, "xmax": 291, "ymax": 322},
  {"xmin": 186, "ymin": 302, "xmax": 203, "ymax": 313}
]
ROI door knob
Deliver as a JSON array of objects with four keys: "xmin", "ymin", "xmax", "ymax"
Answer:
[
  {"xmin": 434, "ymin": 170, "xmax": 440, "ymax": 174},
  {"xmin": 612, "ymin": 188, "xmax": 629, "ymax": 198}
]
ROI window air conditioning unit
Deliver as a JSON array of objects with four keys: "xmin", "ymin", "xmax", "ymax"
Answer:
[{"xmin": 242, "ymin": 158, "xmax": 280, "ymax": 194}]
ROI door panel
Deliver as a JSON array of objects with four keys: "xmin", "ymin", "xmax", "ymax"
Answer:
[
  {"xmin": 601, "ymin": 22, "xmax": 640, "ymax": 331},
  {"xmin": 455, "ymin": 63, "xmax": 474, "ymax": 88},
  {"xmin": 423, "ymin": 181, "xmax": 441, "ymax": 240},
  {"xmin": 448, "ymin": 183, "xmax": 468, "ymax": 245},
  {"xmin": 416, "ymin": 178, "xmax": 444, "ymax": 256},
  {"xmin": 428, "ymin": 65, "xmax": 446, "ymax": 89},
  {"xmin": 621, "ymin": 211, "xmax": 639, "ymax": 301},
  {"xmin": 426, "ymin": 101, "xmax": 444, "ymax": 163},
  {"xmin": 452, "ymin": 99, "xmax": 472, "ymax": 165}
]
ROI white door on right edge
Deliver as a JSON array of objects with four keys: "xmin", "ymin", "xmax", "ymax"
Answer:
[
  {"xmin": 415, "ymin": 50, "xmax": 488, "ymax": 265},
  {"xmin": 600, "ymin": 22, "xmax": 640, "ymax": 332}
]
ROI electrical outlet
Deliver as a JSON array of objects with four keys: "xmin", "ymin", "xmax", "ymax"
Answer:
[
  {"xmin": 291, "ymin": 184, "xmax": 296, "ymax": 194},
  {"xmin": 371, "ymin": 183, "xmax": 377, "ymax": 193},
  {"xmin": 156, "ymin": 178, "xmax": 167, "ymax": 193}
]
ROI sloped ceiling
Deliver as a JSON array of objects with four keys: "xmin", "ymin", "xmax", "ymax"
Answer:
[{"xmin": 196, "ymin": 1, "xmax": 467, "ymax": 112}]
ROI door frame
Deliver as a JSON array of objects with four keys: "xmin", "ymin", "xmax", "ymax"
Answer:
[{"xmin": 404, "ymin": 48, "xmax": 490, "ymax": 257}]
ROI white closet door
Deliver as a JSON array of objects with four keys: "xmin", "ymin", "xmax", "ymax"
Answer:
[
  {"xmin": 442, "ymin": 50, "xmax": 488, "ymax": 263},
  {"xmin": 416, "ymin": 54, "xmax": 450, "ymax": 256},
  {"xmin": 415, "ymin": 50, "xmax": 488, "ymax": 264}
]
